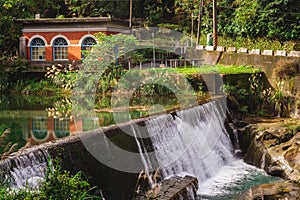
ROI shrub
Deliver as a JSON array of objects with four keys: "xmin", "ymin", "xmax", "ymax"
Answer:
[
  {"xmin": 45, "ymin": 64, "xmax": 78, "ymax": 91},
  {"xmin": 41, "ymin": 159, "xmax": 98, "ymax": 199},
  {"xmin": 0, "ymin": 158, "xmax": 101, "ymax": 200},
  {"xmin": 0, "ymin": 56, "xmax": 28, "ymax": 72},
  {"xmin": 0, "ymin": 56, "xmax": 29, "ymax": 93},
  {"xmin": 274, "ymin": 60, "xmax": 299, "ymax": 80},
  {"xmin": 221, "ymin": 83, "xmax": 249, "ymax": 114},
  {"xmin": 21, "ymin": 79, "xmax": 62, "ymax": 95}
]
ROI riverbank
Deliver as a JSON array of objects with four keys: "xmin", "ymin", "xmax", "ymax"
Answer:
[{"xmin": 235, "ymin": 116, "xmax": 300, "ymax": 199}]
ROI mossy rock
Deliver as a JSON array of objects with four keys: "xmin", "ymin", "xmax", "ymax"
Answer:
[
  {"xmin": 284, "ymin": 145, "xmax": 300, "ymax": 170},
  {"xmin": 275, "ymin": 132, "xmax": 295, "ymax": 145},
  {"xmin": 236, "ymin": 181, "xmax": 300, "ymax": 199},
  {"xmin": 262, "ymin": 131, "xmax": 278, "ymax": 140}
]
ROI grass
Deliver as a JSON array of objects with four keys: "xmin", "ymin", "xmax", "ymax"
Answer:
[
  {"xmin": 176, "ymin": 65, "xmax": 262, "ymax": 75},
  {"xmin": 140, "ymin": 64, "xmax": 262, "ymax": 75}
]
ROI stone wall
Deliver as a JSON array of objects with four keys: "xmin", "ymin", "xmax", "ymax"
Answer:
[
  {"xmin": 47, "ymin": 122, "xmax": 148, "ymax": 200},
  {"xmin": 218, "ymin": 52, "xmax": 300, "ymax": 88},
  {"xmin": 186, "ymin": 48, "xmax": 300, "ymax": 89}
]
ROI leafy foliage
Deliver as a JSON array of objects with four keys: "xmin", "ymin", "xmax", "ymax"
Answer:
[
  {"xmin": 76, "ymin": 33, "xmax": 138, "ymax": 94},
  {"xmin": 174, "ymin": 0, "xmax": 300, "ymax": 43},
  {"xmin": 218, "ymin": 0, "xmax": 300, "ymax": 41},
  {"xmin": 0, "ymin": 158, "xmax": 101, "ymax": 199},
  {"xmin": 144, "ymin": 0, "xmax": 175, "ymax": 26},
  {"xmin": 221, "ymin": 83, "xmax": 249, "ymax": 114},
  {"xmin": 0, "ymin": 56, "xmax": 29, "ymax": 93},
  {"xmin": 217, "ymin": 36, "xmax": 296, "ymax": 51},
  {"xmin": 1, "ymin": 0, "xmax": 299, "ymax": 57},
  {"xmin": 0, "ymin": 128, "xmax": 18, "ymax": 159},
  {"xmin": 256, "ymin": 0, "xmax": 300, "ymax": 41},
  {"xmin": 0, "ymin": 120, "xmax": 26, "ymax": 156},
  {"xmin": 274, "ymin": 60, "xmax": 299, "ymax": 80},
  {"xmin": 20, "ymin": 79, "xmax": 62, "ymax": 95},
  {"xmin": 45, "ymin": 63, "xmax": 78, "ymax": 91}
]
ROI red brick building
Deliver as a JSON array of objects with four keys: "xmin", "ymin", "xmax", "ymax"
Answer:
[{"xmin": 16, "ymin": 17, "xmax": 131, "ymax": 62}]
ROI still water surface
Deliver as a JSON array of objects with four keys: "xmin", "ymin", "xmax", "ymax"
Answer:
[{"xmin": 0, "ymin": 94, "xmax": 182, "ymax": 152}]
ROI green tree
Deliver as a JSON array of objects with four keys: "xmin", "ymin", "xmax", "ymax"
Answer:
[
  {"xmin": 174, "ymin": 0, "xmax": 198, "ymax": 33},
  {"xmin": 75, "ymin": 33, "xmax": 138, "ymax": 94},
  {"xmin": 257, "ymin": 0, "xmax": 300, "ymax": 41},
  {"xmin": 218, "ymin": 0, "xmax": 300, "ymax": 40},
  {"xmin": 144, "ymin": 0, "xmax": 175, "ymax": 26},
  {"xmin": 230, "ymin": 0, "xmax": 259, "ymax": 37},
  {"xmin": 0, "ymin": 0, "xmax": 64, "ymax": 55},
  {"xmin": 216, "ymin": 0, "xmax": 236, "ymax": 37},
  {"xmin": 1, "ymin": 0, "xmax": 300, "ymax": 56}
]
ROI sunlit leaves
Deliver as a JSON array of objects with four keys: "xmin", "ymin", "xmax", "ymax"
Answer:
[{"xmin": 3, "ymin": 0, "xmax": 13, "ymax": 9}]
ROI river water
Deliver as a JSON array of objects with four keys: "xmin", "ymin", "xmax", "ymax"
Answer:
[
  {"xmin": 0, "ymin": 95, "xmax": 280, "ymax": 198},
  {"xmin": 197, "ymin": 159, "xmax": 280, "ymax": 199}
]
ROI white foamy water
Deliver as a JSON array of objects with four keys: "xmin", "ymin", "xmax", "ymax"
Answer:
[
  {"xmin": 139, "ymin": 99, "xmax": 279, "ymax": 198},
  {"xmin": 0, "ymin": 149, "xmax": 49, "ymax": 189},
  {"xmin": 146, "ymin": 99, "xmax": 233, "ymax": 183},
  {"xmin": 198, "ymin": 159, "xmax": 264, "ymax": 196}
]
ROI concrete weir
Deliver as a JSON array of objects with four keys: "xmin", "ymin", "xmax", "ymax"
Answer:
[{"xmin": 0, "ymin": 108, "xmax": 200, "ymax": 200}]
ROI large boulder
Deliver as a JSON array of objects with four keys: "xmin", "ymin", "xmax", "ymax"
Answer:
[
  {"xmin": 236, "ymin": 181, "xmax": 300, "ymax": 200},
  {"xmin": 243, "ymin": 118, "xmax": 300, "ymax": 182}
]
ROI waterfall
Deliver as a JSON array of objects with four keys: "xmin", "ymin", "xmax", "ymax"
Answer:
[
  {"xmin": 137, "ymin": 99, "xmax": 279, "ymax": 198},
  {"xmin": 260, "ymin": 150, "xmax": 267, "ymax": 169},
  {"xmin": 131, "ymin": 126, "xmax": 154, "ymax": 186},
  {"xmin": 233, "ymin": 129, "xmax": 240, "ymax": 150},
  {"xmin": 233, "ymin": 128, "xmax": 243, "ymax": 157},
  {"xmin": 145, "ymin": 99, "xmax": 234, "ymax": 183},
  {"xmin": 185, "ymin": 183, "xmax": 197, "ymax": 200},
  {"xmin": 0, "ymin": 148, "xmax": 49, "ymax": 189}
]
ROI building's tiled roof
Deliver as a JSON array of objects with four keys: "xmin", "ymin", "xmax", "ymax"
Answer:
[{"xmin": 14, "ymin": 17, "xmax": 127, "ymax": 24}]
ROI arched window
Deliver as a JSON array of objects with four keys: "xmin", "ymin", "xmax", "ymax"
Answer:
[
  {"xmin": 81, "ymin": 37, "xmax": 96, "ymax": 58},
  {"xmin": 53, "ymin": 37, "xmax": 68, "ymax": 60},
  {"xmin": 32, "ymin": 117, "xmax": 48, "ymax": 141},
  {"xmin": 30, "ymin": 38, "xmax": 45, "ymax": 60},
  {"xmin": 54, "ymin": 118, "xmax": 70, "ymax": 138}
]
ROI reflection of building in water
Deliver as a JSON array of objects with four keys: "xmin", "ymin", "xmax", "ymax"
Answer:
[
  {"xmin": 19, "ymin": 109, "xmax": 117, "ymax": 147},
  {"xmin": 31, "ymin": 117, "xmax": 48, "ymax": 141},
  {"xmin": 54, "ymin": 118, "xmax": 70, "ymax": 138},
  {"xmin": 27, "ymin": 116, "xmax": 100, "ymax": 144}
]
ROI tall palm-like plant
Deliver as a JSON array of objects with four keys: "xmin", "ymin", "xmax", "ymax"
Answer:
[{"xmin": 0, "ymin": 128, "xmax": 18, "ymax": 159}]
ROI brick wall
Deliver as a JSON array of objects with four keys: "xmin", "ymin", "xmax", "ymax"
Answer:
[{"xmin": 24, "ymin": 31, "xmax": 104, "ymax": 61}]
